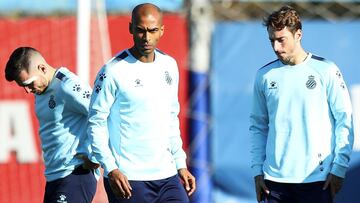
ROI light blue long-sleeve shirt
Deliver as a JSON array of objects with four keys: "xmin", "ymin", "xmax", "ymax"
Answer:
[
  {"xmin": 88, "ymin": 49, "xmax": 187, "ymax": 180},
  {"xmin": 249, "ymin": 53, "xmax": 354, "ymax": 183},
  {"xmin": 35, "ymin": 67, "xmax": 93, "ymax": 181}
]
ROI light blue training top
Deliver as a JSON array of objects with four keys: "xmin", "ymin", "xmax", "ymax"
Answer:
[
  {"xmin": 35, "ymin": 67, "xmax": 93, "ymax": 181},
  {"xmin": 250, "ymin": 53, "xmax": 354, "ymax": 183},
  {"xmin": 88, "ymin": 49, "xmax": 187, "ymax": 180}
]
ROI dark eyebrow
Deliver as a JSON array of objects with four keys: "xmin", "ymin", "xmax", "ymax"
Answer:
[
  {"xmin": 147, "ymin": 27, "xmax": 159, "ymax": 32},
  {"xmin": 269, "ymin": 36, "xmax": 285, "ymax": 41},
  {"xmin": 135, "ymin": 26, "xmax": 146, "ymax": 30},
  {"xmin": 135, "ymin": 26, "xmax": 159, "ymax": 32}
]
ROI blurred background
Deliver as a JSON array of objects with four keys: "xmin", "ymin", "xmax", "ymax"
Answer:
[{"xmin": 0, "ymin": 0, "xmax": 360, "ymax": 202}]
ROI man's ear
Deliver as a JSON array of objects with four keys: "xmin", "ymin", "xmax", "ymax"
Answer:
[
  {"xmin": 129, "ymin": 22, "xmax": 133, "ymax": 34},
  {"xmin": 38, "ymin": 64, "xmax": 47, "ymax": 74},
  {"xmin": 295, "ymin": 29, "xmax": 302, "ymax": 42},
  {"xmin": 160, "ymin": 25, "xmax": 164, "ymax": 37}
]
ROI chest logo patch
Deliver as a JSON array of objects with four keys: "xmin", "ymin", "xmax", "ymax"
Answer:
[
  {"xmin": 165, "ymin": 71, "xmax": 172, "ymax": 85},
  {"xmin": 135, "ymin": 79, "xmax": 143, "ymax": 87},
  {"xmin": 48, "ymin": 95, "xmax": 56, "ymax": 109},
  {"xmin": 269, "ymin": 81, "xmax": 278, "ymax": 89},
  {"xmin": 306, "ymin": 75, "xmax": 316, "ymax": 89}
]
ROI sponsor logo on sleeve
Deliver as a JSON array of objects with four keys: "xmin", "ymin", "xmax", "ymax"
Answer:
[
  {"xmin": 269, "ymin": 81, "xmax": 278, "ymax": 89},
  {"xmin": 95, "ymin": 85, "xmax": 102, "ymax": 94},
  {"xmin": 73, "ymin": 84, "xmax": 81, "ymax": 92},
  {"xmin": 83, "ymin": 90, "xmax": 91, "ymax": 99}
]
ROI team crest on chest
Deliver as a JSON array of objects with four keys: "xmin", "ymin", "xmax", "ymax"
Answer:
[
  {"xmin": 306, "ymin": 75, "xmax": 316, "ymax": 89},
  {"xmin": 164, "ymin": 71, "xmax": 172, "ymax": 85},
  {"xmin": 48, "ymin": 95, "xmax": 56, "ymax": 109}
]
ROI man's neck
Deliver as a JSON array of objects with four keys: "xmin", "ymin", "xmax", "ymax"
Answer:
[
  {"xmin": 293, "ymin": 50, "xmax": 308, "ymax": 65},
  {"xmin": 129, "ymin": 47, "xmax": 155, "ymax": 63},
  {"xmin": 46, "ymin": 66, "xmax": 56, "ymax": 82}
]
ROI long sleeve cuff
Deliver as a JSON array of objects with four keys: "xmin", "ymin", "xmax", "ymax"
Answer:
[
  {"xmin": 330, "ymin": 163, "xmax": 348, "ymax": 178},
  {"xmin": 175, "ymin": 158, "xmax": 187, "ymax": 170},
  {"xmin": 104, "ymin": 163, "xmax": 118, "ymax": 177},
  {"xmin": 89, "ymin": 154, "xmax": 118, "ymax": 177},
  {"xmin": 251, "ymin": 164, "xmax": 264, "ymax": 177},
  {"xmin": 89, "ymin": 154, "xmax": 100, "ymax": 164}
]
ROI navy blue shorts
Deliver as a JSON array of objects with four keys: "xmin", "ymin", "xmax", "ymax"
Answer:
[
  {"xmin": 264, "ymin": 180, "xmax": 332, "ymax": 203},
  {"xmin": 104, "ymin": 174, "xmax": 189, "ymax": 203},
  {"xmin": 43, "ymin": 165, "xmax": 97, "ymax": 203}
]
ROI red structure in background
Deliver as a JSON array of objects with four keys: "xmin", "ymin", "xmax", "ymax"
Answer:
[{"xmin": 0, "ymin": 15, "xmax": 189, "ymax": 203}]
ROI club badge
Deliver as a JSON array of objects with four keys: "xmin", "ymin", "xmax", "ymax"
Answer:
[
  {"xmin": 306, "ymin": 75, "xmax": 316, "ymax": 89},
  {"xmin": 165, "ymin": 71, "xmax": 172, "ymax": 85},
  {"xmin": 48, "ymin": 95, "xmax": 56, "ymax": 109}
]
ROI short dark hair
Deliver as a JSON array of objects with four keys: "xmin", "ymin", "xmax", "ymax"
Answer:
[
  {"xmin": 263, "ymin": 5, "xmax": 302, "ymax": 34},
  {"xmin": 5, "ymin": 47, "xmax": 38, "ymax": 82}
]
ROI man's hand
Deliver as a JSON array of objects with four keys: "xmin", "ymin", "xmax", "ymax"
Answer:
[
  {"xmin": 323, "ymin": 173, "xmax": 344, "ymax": 199},
  {"xmin": 75, "ymin": 154, "xmax": 100, "ymax": 170},
  {"xmin": 108, "ymin": 169, "xmax": 132, "ymax": 199},
  {"xmin": 254, "ymin": 175, "xmax": 269, "ymax": 203},
  {"xmin": 178, "ymin": 168, "xmax": 196, "ymax": 196}
]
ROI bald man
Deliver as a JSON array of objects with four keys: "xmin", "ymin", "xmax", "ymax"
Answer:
[
  {"xmin": 5, "ymin": 47, "xmax": 99, "ymax": 203},
  {"xmin": 87, "ymin": 3, "xmax": 196, "ymax": 203}
]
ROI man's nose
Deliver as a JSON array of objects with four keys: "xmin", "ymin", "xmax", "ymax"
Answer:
[
  {"xmin": 273, "ymin": 41, "xmax": 281, "ymax": 52},
  {"xmin": 143, "ymin": 31, "xmax": 150, "ymax": 42}
]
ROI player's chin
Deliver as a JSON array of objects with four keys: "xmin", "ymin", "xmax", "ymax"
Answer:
[{"xmin": 141, "ymin": 48, "xmax": 155, "ymax": 55}]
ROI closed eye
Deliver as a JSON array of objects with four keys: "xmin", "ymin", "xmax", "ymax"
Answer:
[
  {"xmin": 147, "ymin": 28, "xmax": 158, "ymax": 33},
  {"xmin": 22, "ymin": 76, "xmax": 38, "ymax": 86}
]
